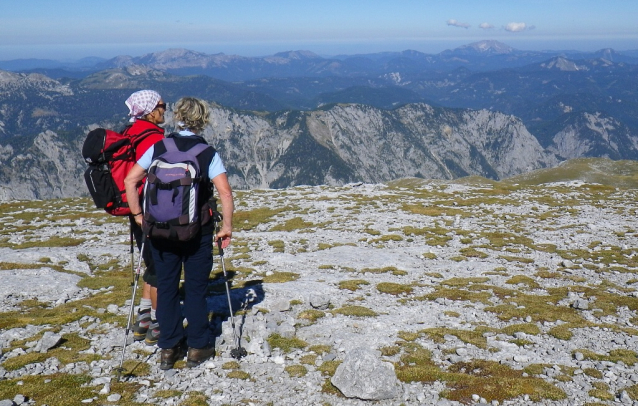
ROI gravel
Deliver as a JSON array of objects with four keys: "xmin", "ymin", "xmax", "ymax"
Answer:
[{"xmin": 1, "ymin": 180, "xmax": 638, "ymax": 405}]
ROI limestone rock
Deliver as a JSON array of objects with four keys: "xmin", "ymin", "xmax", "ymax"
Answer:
[{"xmin": 330, "ymin": 347, "xmax": 399, "ymax": 400}]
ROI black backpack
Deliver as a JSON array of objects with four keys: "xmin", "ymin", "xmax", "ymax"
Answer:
[{"xmin": 82, "ymin": 126, "xmax": 161, "ymax": 216}]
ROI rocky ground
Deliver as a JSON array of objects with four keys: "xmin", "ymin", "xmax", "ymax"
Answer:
[{"xmin": 1, "ymin": 176, "xmax": 638, "ymax": 405}]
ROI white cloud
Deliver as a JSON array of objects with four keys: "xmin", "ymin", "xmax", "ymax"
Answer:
[
  {"xmin": 446, "ymin": 19, "xmax": 470, "ymax": 29},
  {"xmin": 479, "ymin": 23, "xmax": 494, "ymax": 30},
  {"xmin": 504, "ymin": 22, "xmax": 528, "ymax": 32}
]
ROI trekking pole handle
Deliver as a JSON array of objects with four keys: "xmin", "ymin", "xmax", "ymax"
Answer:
[
  {"xmin": 216, "ymin": 235, "xmax": 224, "ymax": 256},
  {"xmin": 212, "ymin": 210, "xmax": 222, "ymax": 223}
]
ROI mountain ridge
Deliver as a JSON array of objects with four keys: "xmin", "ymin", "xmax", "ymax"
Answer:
[
  {"xmin": 1, "ymin": 40, "xmax": 638, "ymax": 201},
  {"xmin": 4, "ymin": 40, "xmax": 638, "ymax": 76}
]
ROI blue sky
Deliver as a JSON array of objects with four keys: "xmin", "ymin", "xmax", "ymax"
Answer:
[{"xmin": 1, "ymin": 0, "xmax": 637, "ymax": 60}]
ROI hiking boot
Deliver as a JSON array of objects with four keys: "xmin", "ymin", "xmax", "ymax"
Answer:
[
  {"xmin": 133, "ymin": 308, "xmax": 151, "ymax": 341},
  {"xmin": 144, "ymin": 320, "xmax": 160, "ymax": 346},
  {"xmin": 159, "ymin": 345, "xmax": 184, "ymax": 370},
  {"xmin": 186, "ymin": 345, "xmax": 215, "ymax": 368}
]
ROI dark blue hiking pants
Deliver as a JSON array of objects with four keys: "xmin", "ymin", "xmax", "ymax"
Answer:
[{"xmin": 150, "ymin": 232, "xmax": 213, "ymax": 350}]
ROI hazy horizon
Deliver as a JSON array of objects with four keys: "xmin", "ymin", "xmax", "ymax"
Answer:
[
  {"xmin": 2, "ymin": 0, "xmax": 637, "ymax": 62},
  {"xmin": 2, "ymin": 37, "xmax": 638, "ymax": 63}
]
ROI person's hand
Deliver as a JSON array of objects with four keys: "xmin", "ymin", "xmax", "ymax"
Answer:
[
  {"xmin": 215, "ymin": 229, "xmax": 232, "ymax": 249},
  {"xmin": 134, "ymin": 213, "xmax": 143, "ymax": 226}
]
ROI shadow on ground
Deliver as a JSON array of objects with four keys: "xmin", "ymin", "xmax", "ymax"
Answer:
[{"xmin": 206, "ymin": 271, "xmax": 265, "ymax": 351}]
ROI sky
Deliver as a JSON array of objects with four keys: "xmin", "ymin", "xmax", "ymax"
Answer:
[{"xmin": 1, "ymin": 0, "xmax": 637, "ymax": 61}]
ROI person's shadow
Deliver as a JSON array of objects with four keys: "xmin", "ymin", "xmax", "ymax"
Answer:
[{"xmin": 205, "ymin": 269, "xmax": 265, "ymax": 354}]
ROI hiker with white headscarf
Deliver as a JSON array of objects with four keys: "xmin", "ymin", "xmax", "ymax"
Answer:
[
  {"xmin": 125, "ymin": 89, "xmax": 164, "ymax": 122},
  {"xmin": 124, "ymin": 89, "xmax": 167, "ymax": 346}
]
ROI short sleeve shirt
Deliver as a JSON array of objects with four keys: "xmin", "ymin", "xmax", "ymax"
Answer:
[{"xmin": 137, "ymin": 130, "xmax": 226, "ymax": 180}]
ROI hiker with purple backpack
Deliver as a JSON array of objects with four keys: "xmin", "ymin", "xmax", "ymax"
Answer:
[{"xmin": 124, "ymin": 97, "xmax": 234, "ymax": 370}]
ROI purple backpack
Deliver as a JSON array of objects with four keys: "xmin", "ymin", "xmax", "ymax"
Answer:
[{"xmin": 142, "ymin": 138, "xmax": 211, "ymax": 241}]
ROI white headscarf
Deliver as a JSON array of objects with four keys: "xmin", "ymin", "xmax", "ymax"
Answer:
[{"xmin": 125, "ymin": 90, "xmax": 162, "ymax": 122}]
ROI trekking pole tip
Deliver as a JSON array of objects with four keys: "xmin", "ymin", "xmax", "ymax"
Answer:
[{"xmin": 230, "ymin": 347, "xmax": 247, "ymax": 360}]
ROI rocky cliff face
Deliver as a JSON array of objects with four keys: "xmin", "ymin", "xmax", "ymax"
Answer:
[
  {"xmin": 548, "ymin": 112, "xmax": 638, "ymax": 160},
  {"xmin": 0, "ymin": 130, "xmax": 84, "ymax": 201},
  {"xmin": 0, "ymin": 102, "xmax": 558, "ymax": 201},
  {"xmin": 201, "ymin": 103, "xmax": 556, "ymax": 189}
]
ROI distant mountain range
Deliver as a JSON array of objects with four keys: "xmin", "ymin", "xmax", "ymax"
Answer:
[
  {"xmin": 4, "ymin": 40, "xmax": 638, "ymax": 78},
  {"xmin": 0, "ymin": 40, "xmax": 637, "ymax": 200}
]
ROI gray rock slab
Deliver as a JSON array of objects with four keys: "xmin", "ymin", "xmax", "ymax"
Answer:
[
  {"xmin": 330, "ymin": 347, "xmax": 399, "ymax": 400},
  {"xmin": 35, "ymin": 331, "xmax": 63, "ymax": 353}
]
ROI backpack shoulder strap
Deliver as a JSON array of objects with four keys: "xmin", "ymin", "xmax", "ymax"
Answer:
[
  {"xmin": 162, "ymin": 137, "xmax": 179, "ymax": 152},
  {"xmin": 129, "ymin": 128, "xmax": 164, "ymax": 147},
  {"xmin": 119, "ymin": 124, "xmax": 133, "ymax": 135},
  {"xmin": 186, "ymin": 143, "xmax": 210, "ymax": 157}
]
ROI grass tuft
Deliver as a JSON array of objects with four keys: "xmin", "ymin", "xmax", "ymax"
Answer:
[{"xmin": 332, "ymin": 305, "xmax": 378, "ymax": 318}]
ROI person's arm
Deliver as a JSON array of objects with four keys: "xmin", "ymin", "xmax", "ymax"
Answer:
[
  {"xmin": 124, "ymin": 163, "xmax": 147, "ymax": 225},
  {"xmin": 212, "ymin": 173, "xmax": 234, "ymax": 249}
]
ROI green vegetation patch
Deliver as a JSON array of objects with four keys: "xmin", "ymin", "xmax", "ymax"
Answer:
[
  {"xmin": 298, "ymin": 309, "xmax": 326, "ymax": 323},
  {"xmin": 505, "ymin": 275, "xmax": 540, "ymax": 289},
  {"xmin": 234, "ymin": 206, "xmax": 291, "ymax": 231},
  {"xmin": 420, "ymin": 326, "xmax": 494, "ymax": 349},
  {"xmin": 0, "ymin": 236, "xmax": 86, "ymax": 249},
  {"xmin": 180, "ymin": 391, "xmax": 210, "ymax": 406},
  {"xmin": 548, "ymin": 324, "xmax": 573, "ymax": 340},
  {"xmin": 270, "ymin": 217, "xmax": 323, "ymax": 232},
  {"xmin": 625, "ymin": 384, "xmax": 638, "ymax": 401},
  {"xmin": 0, "ymin": 373, "xmax": 142, "ymax": 406},
  {"xmin": 268, "ymin": 240, "xmax": 285, "ymax": 252},
  {"xmin": 392, "ymin": 341, "xmax": 566, "ymax": 403},
  {"xmin": 285, "ymin": 364, "xmax": 308, "ymax": 377},
  {"xmin": 332, "ymin": 305, "xmax": 378, "ymax": 317},
  {"xmin": 0, "ymin": 267, "xmax": 135, "ymax": 331},
  {"xmin": 403, "ymin": 226, "xmax": 452, "ymax": 246},
  {"xmin": 338, "ymin": 279, "xmax": 370, "ymax": 291},
  {"xmin": 441, "ymin": 360, "xmax": 567, "ymax": 403},
  {"xmin": 380, "ymin": 345, "xmax": 401, "ymax": 356},
  {"xmin": 368, "ymin": 234, "xmax": 404, "ymax": 244},
  {"xmin": 397, "ymin": 331, "xmax": 420, "ymax": 342},
  {"xmin": 222, "ymin": 361, "xmax": 241, "ymax": 370},
  {"xmin": 377, "ymin": 282, "xmax": 414, "ymax": 296},
  {"xmin": 501, "ymin": 323, "xmax": 541, "ymax": 336},
  {"xmin": 309, "ymin": 344, "xmax": 332, "ymax": 355},
  {"xmin": 267, "ymin": 333, "xmax": 308, "ymax": 353},
  {"xmin": 262, "ymin": 271, "xmax": 300, "ymax": 283},
  {"xmin": 498, "ymin": 255, "xmax": 534, "ymax": 264},
  {"xmin": 574, "ymin": 348, "xmax": 638, "ymax": 366},
  {"xmin": 484, "ymin": 287, "xmax": 589, "ymax": 324},
  {"xmin": 401, "ymin": 204, "xmax": 468, "ymax": 218},
  {"xmin": 441, "ymin": 277, "xmax": 490, "ymax": 287},
  {"xmin": 318, "ymin": 360, "xmax": 342, "ymax": 376},
  {"xmin": 0, "ymin": 262, "xmax": 48, "ymax": 271},
  {"xmin": 589, "ymin": 382, "xmax": 614, "ymax": 401},
  {"xmin": 360, "ymin": 266, "xmax": 407, "ymax": 276},
  {"xmin": 410, "ymin": 286, "xmax": 493, "ymax": 306},
  {"xmin": 459, "ymin": 247, "xmax": 489, "ymax": 259},
  {"xmin": 226, "ymin": 370, "xmax": 251, "ymax": 380}
]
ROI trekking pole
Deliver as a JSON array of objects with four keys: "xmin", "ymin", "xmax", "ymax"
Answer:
[
  {"xmin": 116, "ymin": 237, "xmax": 146, "ymax": 381},
  {"xmin": 214, "ymin": 211, "xmax": 246, "ymax": 360},
  {"xmin": 129, "ymin": 223, "xmax": 135, "ymax": 286}
]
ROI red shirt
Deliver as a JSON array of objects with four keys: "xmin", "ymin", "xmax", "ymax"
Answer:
[
  {"xmin": 126, "ymin": 119, "xmax": 164, "ymax": 199},
  {"xmin": 127, "ymin": 119, "xmax": 165, "ymax": 160}
]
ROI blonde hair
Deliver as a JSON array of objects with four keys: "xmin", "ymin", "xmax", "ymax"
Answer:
[{"xmin": 173, "ymin": 97, "xmax": 210, "ymax": 133}]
